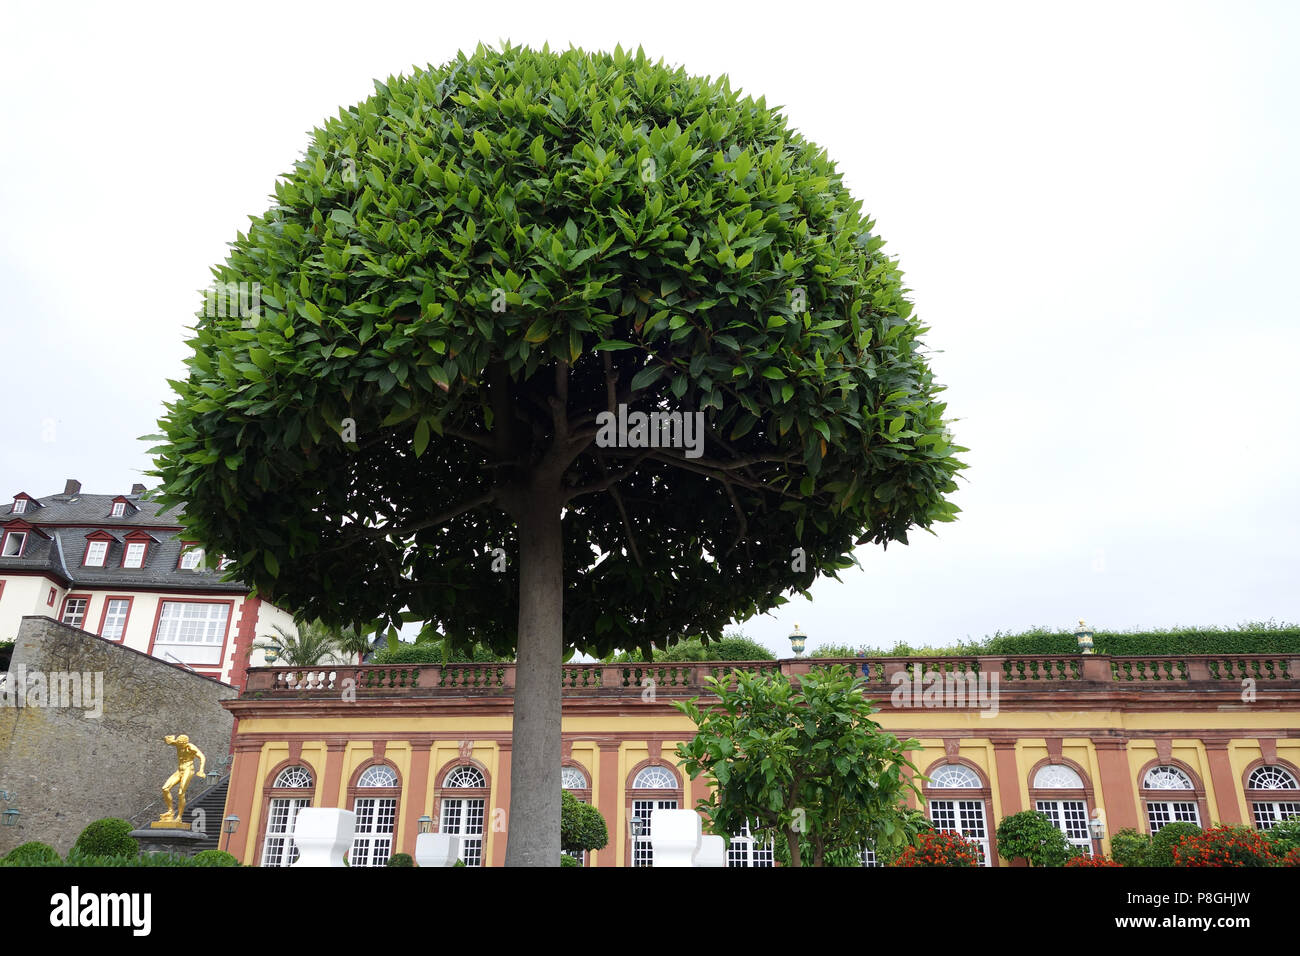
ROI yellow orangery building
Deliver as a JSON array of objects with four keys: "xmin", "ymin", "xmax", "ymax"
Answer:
[{"xmin": 220, "ymin": 653, "xmax": 1300, "ymax": 866}]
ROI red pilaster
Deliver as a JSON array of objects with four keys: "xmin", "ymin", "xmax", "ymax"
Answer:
[
  {"xmin": 1094, "ymin": 739, "xmax": 1138, "ymax": 832},
  {"xmin": 1203, "ymin": 741, "xmax": 1242, "ymax": 824}
]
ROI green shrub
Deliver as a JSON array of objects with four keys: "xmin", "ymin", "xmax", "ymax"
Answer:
[
  {"xmin": 2, "ymin": 841, "xmax": 62, "ymax": 866},
  {"xmin": 1145, "ymin": 822, "xmax": 1202, "ymax": 867},
  {"xmin": 561, "ymin": 790, "xmax": 609, "ymax": 854},
  {"xmin": 1263, "ymin": 818, "xmax": 1300, "ymax": 856},
  {"xmin": 1172, "ymin": 825, "xmax": 1278, "ymax": 867},
  {"xmin": 614, "ymin": 633, "xmax": 775, "ymax": 663},
  {"xmin": 370, "ymin": 642, "xmax": 512, "ymax": 665},
  {"xmin": 1109, "ymin": 828, "xmax": 1151, "ymax": 867},
  {"xmin": 995, "ymin": 810, "xmax": 1073, "ymax": 867},
  {"xmin": 192, "ymin": 849, "xmax": 240, "ymax": 867},
  {"xmin": 73, "ymin": 818, "xmax": 138, "ymax": 858},
  {"xmin": 385, "ymin": 852, "xmax": 415, "ymax": 867},
  {"xmin": 818, "ymin": 621, "xmax": 1300, "ymax": 657},
  {"xmin": 560, "ymin": 853, "xmax": 581, "ymax": 867}
]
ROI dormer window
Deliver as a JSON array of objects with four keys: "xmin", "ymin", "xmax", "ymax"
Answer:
[
  {"xmin": 12, "ymin": 499, "xmax": 26, "ymax": 515},
  {"xmin": 2, "ymin": 531, "xmax": 27, "ymax": 557},
  {"xmin": 85, "ymin": 540, "xmax": 109, "ymax": 567},
  {"xmin": 178, "ymin": 543, "xmax": 204, "ymax": 570},
  {"xmin": 111, "ymin": 501, "xmax": 126, "ymax": 517},
  {"xmin": 118, "ymin": 529, "xmax": 156, "ymax": 568}
]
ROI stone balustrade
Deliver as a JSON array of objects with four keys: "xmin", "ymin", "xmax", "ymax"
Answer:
[{"xmin": 241, "ymin": 653, "xmax": 1298, "ymax": 699}]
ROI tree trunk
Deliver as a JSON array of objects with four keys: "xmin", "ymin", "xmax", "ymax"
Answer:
[
  {"xmin": 784, "ymin": 827, "xmax": 803, "ymax": 867},
  {"xmin": 504, "ymin": 484, "xmax": 564, "ymax": 866}
]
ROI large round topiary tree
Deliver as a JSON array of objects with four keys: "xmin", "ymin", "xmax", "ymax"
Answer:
[{"xmin": 149, "ymin": 42, "xmax": 965, "ymax": 865}]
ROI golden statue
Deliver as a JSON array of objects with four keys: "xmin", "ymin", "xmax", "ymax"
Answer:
[{"xmin": 151, "ymin": 734, "xmax": 206, "ymax": 829}]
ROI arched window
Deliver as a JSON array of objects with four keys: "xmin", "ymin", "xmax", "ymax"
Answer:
[
  {"xmin": 446, "ymin": 766, "xmax": 486, "ymax": 789},
  {"xmin": 1031, "ymin": 763, "xmax": 1092, "ymax": 855},
  {"xmin": 561, "ymin": 767, "xmax": 588, "ymax": 791},
  {"xmin": 633, "ymin": 766, "xmax": 678, "ymax": 789},
  {"xmin": 438, "ymin": 763, "xmax": 489, "ymax": 866},
  {"xmin": 627, "ymin": 763, "xmax": 682, "ymax": 867},
  {"xmin": 923, "ymin": 762, "xmax": 992, "ymax": 866},
  {"xmin": 930, "ymin": 764, "xmax": 982, "ymax": 789},
  {"xmin": 1246, "ymin": 764, "xmax": 1300, "ymax": 830},
  {"xmin": 1141, "ymin": 764, "xmax": 1201, "ymax": 833},
  {"xmin": 359, "ymin": 765, "xmax": 399, "ymax": 788},
  {"xmin": 274, "ymin": 765, "xmax": 313, "ymax": 789},
  {"xmin": 1144, "ymin": 766, "xmax": 1193, "ymax": 790},
  {"xmin": 349, "ymin": 762, "xmax": 401, "ymax": 867},
  {"xmin": 1034, "ymin": 765, "xmax": 1084, "ymax": 790},
  {"xmin": 261, "ymin": 764, "xmax": 314, "ymax": 867}
]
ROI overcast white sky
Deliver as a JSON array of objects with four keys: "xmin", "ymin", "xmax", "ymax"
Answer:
[{"xmin": 2, "ymin": 1, "xmax": 1296, "ymax": 654}]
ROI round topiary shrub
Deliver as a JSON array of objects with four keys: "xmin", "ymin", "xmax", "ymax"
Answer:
[
  {"xmin": 72, "ymin": 818, "xmax": 138, "ymax": 858},
  {"xmin": 2, "ymin": 841, "xmax": 62, "ymax": 866},
  {"xmin": 386, "ymin": 852, "xmax": 415, "ymax": 867},
  {"xmin": 561, "ymin": 789, "xmax": 609, "ymax": 856},
  {"xmin": 192, "ymin": 849, "xmax": 241, "ymax": 867},
  {"xmin": 1108, "ymin": 827, "xmax": 1151, "ymax": 867},
  {"xmin": 1145, "ymin": 821, "xmax": 1201, "ymax": 867},
  {"xmin": 560, "ymin": 853, "xmax": 581, "ymax": 867},
  {"xmin": 891, "ymin": 831, "xmax": 982, "ymax": 867},
  {"xmin": 995, "ymin": 810, "xmax": 1073, "ymax": 867}
]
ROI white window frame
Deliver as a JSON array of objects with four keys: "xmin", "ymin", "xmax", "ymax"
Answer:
[
  {"xmin": 122, "ymin": 541, "xmax": 146, "ymax": 568},
  {"xmin": 726, "ymin": 821, "xmax": 774, "ymax": 867},
  {"xmin": 12, "ymin": 499, "xmax": 26, "ymax": 515},
  {"xmin": 440, "ymin": 797, "xmax": 485, "ymax": 866},
  {"xmin": 929, "ymin": 799, "xmax": 991, "ymax": 866},
  {"xmin": 1146, "ymin": 801, "xmax": 1200, "ymax": 833},
  {"xmin": 179, "ymin": 547, "xmax": 203, "ymax": 570},
  {"xmin": 101, "ymin": 599, "xmax": 130, "ymax": 641},
  {"xmin": 111, "ymin": 501, "xmax": 126, "ymax": 517},
  {"xmin": 61, "ymin": 597, "xmax": 89, "ymax": 628},
  {"xmin": 1252, "ymin": 801, "xmax": 1300, "ymax": 830},
  {"xmin": 1036, "ymin": 799, "xmax": 1092, "ymax": 854},
  {"xmin": 152, "ymin": 601, "xmax": 230, "ymax": 665},
  {"xmin": 350, "ymin": 797, "xmax": 397, "ymax": 867},
  {"xmin": 631, "ymin": 798, "xmax": 677, "ymax": 867},
  {"xmin": 2, "ymin": 531, "xmax": 27, "ymax": 557},
  {"xmin": 860, "ymin": 845, "xmax": 880, "ymax": 867},
  {"xmin": 84, "ymin": 540, "xmax": 108, "ymax": 567},
  {"xmin": 261, "ymin": 797, "xmax": 311, "ymax": 867}
]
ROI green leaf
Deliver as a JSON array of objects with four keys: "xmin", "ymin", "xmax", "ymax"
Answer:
[
  {"xmin": 264, "ymin": 551, "xmax": 279, "ymax": 577},
  {"xmin": 413, "ymin": 418, "xmax": 430, "ymax": 457},
  {"xmin": 594, "ymin": 340, "xmax": 637, "ymax": 351},
  {"xmin": 629, "ymin": 364, "xmax": 665, "ymax": 391}
]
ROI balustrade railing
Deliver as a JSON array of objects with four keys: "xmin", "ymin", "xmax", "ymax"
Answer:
[{"xmin": 241, "ymin": 653, "xmax": 1300, "ymax": 697}]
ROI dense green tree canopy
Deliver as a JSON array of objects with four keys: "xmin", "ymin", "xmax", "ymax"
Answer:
[
  {"xmin": 149, "ymin": 42, "xmax": 963, "ymax": 659},
  {"xmin": 675, "ymin": 665, "xmax": 926, "ymax": 866}
]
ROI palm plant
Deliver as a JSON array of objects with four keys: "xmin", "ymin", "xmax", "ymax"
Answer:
[
  {"xmin": 334, "ymin": 624, "xmax": 374, "ymax": 664},
  {"xmin": 254, "ymin": 621, "xmax": 343, "ymax": 667}
]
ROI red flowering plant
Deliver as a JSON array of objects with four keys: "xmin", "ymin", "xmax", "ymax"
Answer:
[
  {"xmin": 892, "ymin": 830, "xmax": 982, "ymax": 867},
  {"xmin": 1171, "ymin": 825, "xmax": 1279, "ymax": 867},
  {"xmin": 1064, "ymin": 853, "xmax": 1121, "ymax": 867},
  {"xmin": 1280, "ymin": 847, "xmax": 1300, "ymax": 867}
]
